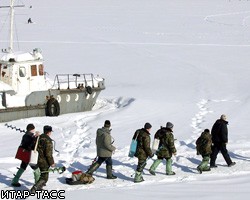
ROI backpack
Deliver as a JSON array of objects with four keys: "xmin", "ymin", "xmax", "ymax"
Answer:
[
  {"xmin": 128, "ymin": 130, "xmax": 140, "ymax": 158},
  {"xmin": 196, "ymin": 136, "xmax": 207, "ymax": 155}
]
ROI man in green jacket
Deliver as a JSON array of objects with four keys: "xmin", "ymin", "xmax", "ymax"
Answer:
[
  {"xmin": 196, "ymin": 129, "xmax": 212, "ymax": 173},
  {"xmin": 86, "ymin": 120, "xmax": 117, "ymax": 179},
  {"xmin": 133, "ymin": 123, "xmax": 154, "ymax": 183},
  {"xmin": 30, "ymin": 125, "xmax": 55, "ymax": 193}
]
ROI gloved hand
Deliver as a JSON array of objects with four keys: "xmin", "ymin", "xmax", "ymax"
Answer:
[
  {"xmin": 35, "ymin": 131, "xmax": 40, "ymax": 137},
  {"xmin": 51, "ymin": 163, "xmax": 56, "ymax": 168}
]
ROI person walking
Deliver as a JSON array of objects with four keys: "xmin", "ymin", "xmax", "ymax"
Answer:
[
  {"xmin": 11, "ymin": 124, "xmax": 40, "ymax": 187},
  {"xmin": 210, "ymin": 114, "xmax": 236, "ymax": 168},
  {"xmin": 86, "ymin": 120, "xmax": 117, "ymax": 179},
  {"xmin": 30, "ymin": 126, "xmax": 55, "ymax": 193},
  {"xmin": 28, "ymin": 18, "xmax": 33, "ymax": 23},
  {"xmin": 196, "ymin": 129, "xmax": 212, "ymax": 174},
  {"xmin": 149, "ymin": 122, "xmax": 177, "ymax": 176},
  {"xmin": 133, "ymin": 123, "xmax": 154, "ymax": 183}
]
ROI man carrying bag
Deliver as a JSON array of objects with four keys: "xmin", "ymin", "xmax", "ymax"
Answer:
[{"xmin": 12, "ymin": 124, "xmax": 40, "ymax": 187}]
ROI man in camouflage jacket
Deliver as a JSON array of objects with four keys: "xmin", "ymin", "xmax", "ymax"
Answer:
[
  {"xmin": 30, "ymin": 125, "xmax": 55, "ymax": 193},
  {"xmin": 133, "ymin": 123, "xmax": 154, "ymax": 183},
  {"xmin": 196, "ymin": 129, "xmax": 212, "ymax": 173},
  {"xmin": 149, "ymin": 122, "xmax": 177, "ymax": 176}
]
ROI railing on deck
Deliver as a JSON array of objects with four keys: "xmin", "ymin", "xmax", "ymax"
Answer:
[{"xmin": 52, "ymin": 74, "xmax": 100, "ymax": 90}]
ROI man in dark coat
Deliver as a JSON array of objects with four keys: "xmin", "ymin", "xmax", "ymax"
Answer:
[
  {"xmin": 149, "ymin": 122, "xmax": 177, "ymax": 176},
  {"xmin": 86, "ymin": 120, "xmax": 117, "ymax": 179},
  {"xmin": 30, "ymin": 125, "xmax": 55, "ymax": 193},
  {"xmin": 11, "ymin": 124, "xmax": 40, "ymax": 187},
  {"xmin": 133, "ymin": 123, "xmax": 154, "ymax": 183},
  {"xmin": 210, "ymin": 114, "xmax": 236, "ymax": 168}
]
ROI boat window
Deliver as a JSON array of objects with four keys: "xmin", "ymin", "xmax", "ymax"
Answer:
[
  {"xmin": 1, "ymin": 65, "xmax": 7, "ymax": 77},
  {"xmin": 31, "ymin": 65, "xmax": 37, "ymax": 76},
  {"xmin": 39, "ymin": 64, "xmax": 44, "ymax": 75},
  {"xmin": 19, "ymin": 67, "xmax": 26, "ymax": 77}
]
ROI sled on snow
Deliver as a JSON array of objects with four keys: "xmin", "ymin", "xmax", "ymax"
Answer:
[{"xmin": 65, "ymin": 170, "xmax": 95, "ymax": 185}]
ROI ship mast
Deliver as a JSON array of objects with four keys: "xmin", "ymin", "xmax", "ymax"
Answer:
[
  {"xmin": 9, "ymin": 0, "xmax": 14, "ymax": 52},
  {"xmin": 0, "ymin": 0, "xmax": 24, "ymax": 52}
]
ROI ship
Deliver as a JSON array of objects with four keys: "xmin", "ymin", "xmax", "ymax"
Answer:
[{"xmin": 0, "ymin": 0, "xmax": 105, "ymax": 122}]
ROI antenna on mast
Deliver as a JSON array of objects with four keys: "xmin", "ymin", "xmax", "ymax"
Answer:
[{"xmin": 0, "ymin": 0, "xmax": 25, "ymax": 53}]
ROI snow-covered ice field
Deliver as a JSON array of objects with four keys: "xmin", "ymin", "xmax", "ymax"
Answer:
[{"xmin": 1, "ymin": 0, "xmax": 250, "ymax": 199}]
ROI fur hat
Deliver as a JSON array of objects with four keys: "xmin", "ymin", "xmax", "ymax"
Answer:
[
  {"xmin": 26, "ymin": 124, "xmax": 35, "ymax": 131},
  {"xmin": 104, "ymin": 120, "xmax": 111, "ymax": 128},
  {"xmin": 166, "ymin": 122, "xmax": 174, "ymax": 129},
  {"xmin": 144, "ymin": 122, "xmax": 152, "ymax": 130}
]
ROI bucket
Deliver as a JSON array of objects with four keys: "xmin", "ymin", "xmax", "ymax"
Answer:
[
  {"xmin": 152, "ymin": 138, "xmax": 160, "ymax": 154},
  {"xmin": 29, "ymin": 150, "xmax": 39, "ymax": 166}
]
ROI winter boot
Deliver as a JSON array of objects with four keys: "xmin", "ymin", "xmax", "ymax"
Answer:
[
  {"xmin": 11, "ymin": 168, "xmax": 25, "ymax": 187},
  {"xmin": 86, "ymin": 162, "xmax": 100, "ymax": 175},
  {"xmin": 198, "ymin": 156, "xmax": 210, "ymax": 173},
  {"xmin": 30, "ymin": 179, "xmax": 46, "ymax": 194},
  {"xmin": 134, "ymin": 171, "xmax": 144, "ymax": 183},
  {"xmin": 197, "ymin": 166, "xmax": 202, "ymax": 174},
  {"xmin": 203, "ymin": 166, "xmax": 211, "ymax": 171},
  {"xmin": 149, "ymin": 159, "xmax": 162, "ymax": 175},
  {"xmin": 210, "ymin": 157, "xmax": 217, "ymax": 168},
  {"xmin": 106, "ymin": 165, "xmax": 117, "ymax": 179},
  {"xmin": 166, "ymin": 159, "xmax": 175, "ymax": 175},
  {"xmin": 228, "ymin": 162, "xmax": 236, "ymax": 167},
  {"xmin": 33, "ymin": 168, "xmax": 41, "ymax": 184}
]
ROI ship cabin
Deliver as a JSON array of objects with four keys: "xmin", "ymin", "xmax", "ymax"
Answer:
[{"xmin": 0, "ymin": 48, "xmax": 48, "ymax": 95}]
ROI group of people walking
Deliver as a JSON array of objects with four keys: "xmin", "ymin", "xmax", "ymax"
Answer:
[
  {"xmin": 131, "ymin": 113, "xmax": 235, "ymax": 183},
  {"xmin": 11, "ymin": 114, "xmax": 236, "ymax": 190},
  {"xmin": 11, "ymin": 120, "xmax": 117, "ymax": 192}
]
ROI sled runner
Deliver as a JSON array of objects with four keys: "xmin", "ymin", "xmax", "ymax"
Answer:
[{"xmin": 65, "ymin": 178, "xmax": 86, "ymax": 185}]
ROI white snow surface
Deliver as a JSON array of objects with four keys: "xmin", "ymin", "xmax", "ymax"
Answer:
[{"xmin": 1, "ymin": 0, "xmax": 250, "ymax": 199}]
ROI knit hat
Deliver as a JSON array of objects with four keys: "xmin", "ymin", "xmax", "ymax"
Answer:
[
  {"xmin": 204, "ymin": 129, "xmax": 210, "ymax": 133},
  {"xmin": 144, "ymin": 122, "xmax": 152, "ymax": 130},
  {"xmin": 166, "ymin": 122, "xmax": 174, "ymax": 129},
  {"xmin": 104, "ymin": 120, "xmax": 111, "ymax": 128},
  {"xmin": 44, "ymin": 125, "xmax": 53, "ymax": 134},
  {"xmin": 26, "ymin": 124, "xmax": 35, "ymax": 131}
]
